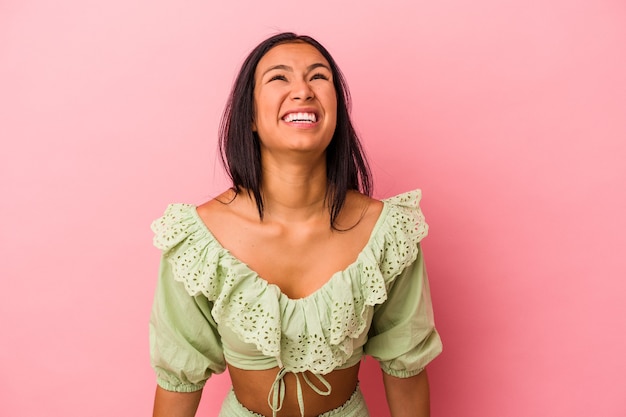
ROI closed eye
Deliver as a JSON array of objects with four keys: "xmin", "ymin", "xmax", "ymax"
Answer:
[
  {"xmin": 268, "ymin": 74, "xmax": 288, "ymax": 82},
  {"xmin": 310, "ymin": 72, "xmax": 330, "ymax": 81}
]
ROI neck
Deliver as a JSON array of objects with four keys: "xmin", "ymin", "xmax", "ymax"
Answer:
[{"xmin": 258, "ymin": 154, "xmax": 329, "ymax": 224}]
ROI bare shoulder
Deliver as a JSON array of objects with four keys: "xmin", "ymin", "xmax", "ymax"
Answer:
[
  {"xmin": 195, "ymin": 189, "xmax": 256, "ymax": 233},
  {"xmin": 346, "ymin": 191, "xmax": 383, "ymax": 211},
  {"xmin": 336, "ymin": 191, "xmax": 384, "ymax": 232},
  {"xmin": 196, "ymin": 188, "xmax": 235, "ymax": 212}
]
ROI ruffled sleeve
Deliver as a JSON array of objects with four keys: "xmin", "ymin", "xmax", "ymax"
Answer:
[
  {"xmin": 364, "ymin": 192, "xmax": 442, "ymax": 377},
  {"xmin": 149, "ymin": 204, "xmax": 227, "ymax": 392}
]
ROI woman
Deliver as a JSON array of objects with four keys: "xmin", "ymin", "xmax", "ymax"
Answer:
[{"xmin": 150, "ymin": 33, "xmax": 442, "ymax": 417}]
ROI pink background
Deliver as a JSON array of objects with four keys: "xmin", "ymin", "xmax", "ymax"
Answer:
[{"xmin": 1, "ymin": 1, "xmax": 625, "ymax": 416}]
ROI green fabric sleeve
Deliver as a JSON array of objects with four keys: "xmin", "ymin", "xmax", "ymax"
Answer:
[
  {"xmin": 149, "ymin": 258, "xmax": 226, "ymax": 392},
  {"xmin": 365, "ymin": 245, "xmax": 442, "ymax": 377}
]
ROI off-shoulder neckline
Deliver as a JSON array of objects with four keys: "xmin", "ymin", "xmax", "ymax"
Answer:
[{"xmin": 185, "ymin": 199, "xmax": 393, "ymax": 302}]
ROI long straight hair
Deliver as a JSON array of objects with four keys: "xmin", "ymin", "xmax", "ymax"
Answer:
[{"xmin": 218, "ymin": 32, "xmax": 372, "ymax": 228}]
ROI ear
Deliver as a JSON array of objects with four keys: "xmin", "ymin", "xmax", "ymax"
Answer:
[{"xmin": 251, "ymin": 120, "xmax": 257, "ymax": 132}]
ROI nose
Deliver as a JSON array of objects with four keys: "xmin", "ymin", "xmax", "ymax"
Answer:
[{"xmin": 290, "ymin": 78, "xmax": 314, "ymax": 101}]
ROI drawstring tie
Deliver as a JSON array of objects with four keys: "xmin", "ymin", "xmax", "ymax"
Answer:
[{"xmin": 267, "ymin": 368, "xmax": 332, "ymax": 417}]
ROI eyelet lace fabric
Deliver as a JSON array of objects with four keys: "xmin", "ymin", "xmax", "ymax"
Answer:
[{"xmin": 151, "ymin": 190, "xmax": 428, "ymax": 376}]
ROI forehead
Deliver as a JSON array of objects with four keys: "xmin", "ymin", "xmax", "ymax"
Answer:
[{"xmin": 255, "ymin": 42, "xmax": 331, "ymax": 75}]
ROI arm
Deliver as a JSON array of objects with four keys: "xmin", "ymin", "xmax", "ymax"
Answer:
[
  {"xmin": 153, "ymin": 386, "xmax": 202, "ymax": 417},
  {"xmin": 383, "ymin": 369, "xmax": 430, "ymax": 417}
]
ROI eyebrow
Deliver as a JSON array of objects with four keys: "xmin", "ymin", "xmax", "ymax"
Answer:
[{"xmin": 261, "ymin": 63, "xmax": 331, "ymax": 77}]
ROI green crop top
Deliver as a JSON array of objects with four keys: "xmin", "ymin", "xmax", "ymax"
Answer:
[{"xmin": 149, "ymin": 190, "xmax": 442, "ymax": 414}]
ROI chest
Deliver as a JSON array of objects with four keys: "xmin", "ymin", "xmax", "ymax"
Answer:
[{"xmin": 228, "ymin": 224, "xmax": 372, "ymax": 299}]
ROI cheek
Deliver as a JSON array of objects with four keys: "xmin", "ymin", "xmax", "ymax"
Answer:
[
  {"xmin": 328, "ymin": 95, "xmax": 338, "ymax": 124},
  {"xmin": 253, "ymin": 96, "xmax": 271, "ymax": 129},
  {"xmin": 328, "ymin": 88, "xmax": 338, "ymax": 113},
  {"xmin": 255, "ymin": 91, "xmax": 280, "ymax": 119},
  {"xmin": 318, "ymin": 88, "xmax": 337, "ymax": 116}
]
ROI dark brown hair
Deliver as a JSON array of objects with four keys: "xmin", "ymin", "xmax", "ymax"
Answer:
[{"xmin": 219, "ymin": 32, "xmax": 372, "ymax": 228}]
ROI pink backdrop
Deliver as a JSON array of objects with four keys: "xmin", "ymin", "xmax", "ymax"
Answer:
[{"xmin": 1, "ymin": 1, "xmax": 625, "ymax": 416}]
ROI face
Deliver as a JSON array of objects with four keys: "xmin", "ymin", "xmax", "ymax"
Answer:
[{"xmin": 252, "ymin": 42, "xmax": 337, "ymax": 158}]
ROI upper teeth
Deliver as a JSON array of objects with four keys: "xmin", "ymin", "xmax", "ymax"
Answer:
[{"xmin": 283, "ymin": 112, "xmax": 317, "ymax": 123}]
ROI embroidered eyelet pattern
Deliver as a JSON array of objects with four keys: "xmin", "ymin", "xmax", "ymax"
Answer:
[{"xmin": 151, "ymin": 190, "xmax": 428, "ymax": 374}]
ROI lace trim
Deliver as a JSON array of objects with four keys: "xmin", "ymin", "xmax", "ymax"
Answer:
[{"xmin": 151, "ymin": 190, "xmax": 428, "ymax": 374}]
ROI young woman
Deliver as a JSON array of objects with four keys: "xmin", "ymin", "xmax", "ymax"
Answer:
[{"xmin": 150, "ymin": 32, "xmax": 442, "ymax": 417}]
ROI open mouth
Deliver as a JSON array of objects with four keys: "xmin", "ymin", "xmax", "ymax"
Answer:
[{"xmin": 282, "ymin": 112, "xmax": 318, "ymax": 123}]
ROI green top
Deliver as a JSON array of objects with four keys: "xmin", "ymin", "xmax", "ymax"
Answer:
[{"xmin": 150, "ymin": 190, "xmax": 442, "ymax": 393}]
